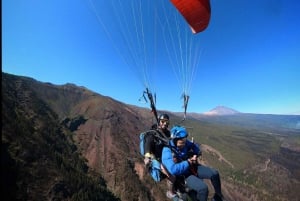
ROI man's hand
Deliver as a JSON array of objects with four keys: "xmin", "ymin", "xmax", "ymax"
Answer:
[
  {"xmin": 188, "ymin": 155, "xmax": 198, "ymax": 165},
  {"xmin": 144, "ymin": 157, "xmax": 152, "ymax": 166}
]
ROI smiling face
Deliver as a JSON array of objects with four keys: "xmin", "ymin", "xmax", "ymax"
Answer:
[
  {"xmin": 159, "ymin": 118, "xmax": 169, "ymax": 130},
  {"xmin": 176, "ymin": 137, "xmax": 187, "ymax": 150}
]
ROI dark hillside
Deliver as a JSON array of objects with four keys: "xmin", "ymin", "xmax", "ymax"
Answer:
[
  {"xmin": 2, "ymin": 73, "xmax": 119, "ymax": 201},
  {"xmin": 2, "ymin": 73, "xmax": 167, "ymax": 201}
]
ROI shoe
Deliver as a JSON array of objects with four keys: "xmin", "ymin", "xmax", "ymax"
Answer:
[
  {"xmin": 211, "ymin": 193, "xmax": 223, "ymax": 201},
  {"xmin": 177, "ymin": 192, "xmax": 188, "ymax": 201},
  {"xmin": 166, "ymin": 191, "xmax": 176, "ymax": 199},
  {"xmin": 166, "ymin": 191, "xmax": 184, "ymax": 201},
  {"xmin": 172, "ymin": 195, "xmax": 184, "ymax": 201}
]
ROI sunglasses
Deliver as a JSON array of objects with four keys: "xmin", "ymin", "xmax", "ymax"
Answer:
[{"xmin": 160, "ymin": 119, "xmax": 169, "ymax": 124}]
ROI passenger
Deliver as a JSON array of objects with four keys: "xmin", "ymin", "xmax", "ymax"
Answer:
[{"xmin": 162, "ymin": 126, "xmax": 223, "ymax": 201}]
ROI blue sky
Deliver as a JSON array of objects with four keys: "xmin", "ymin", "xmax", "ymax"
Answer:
[{"xmin": 3, "ymin": 0, "xmax": 300, "ymax": 115}]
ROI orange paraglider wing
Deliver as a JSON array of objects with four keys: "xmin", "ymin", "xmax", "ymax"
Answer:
[{"xmin": 170, "ymin": 0, "xmax": 211, "ymax": 34}]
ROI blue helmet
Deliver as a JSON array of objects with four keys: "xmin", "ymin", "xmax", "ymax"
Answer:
[{"xmin": 171, "ymin": 126, "xmax": 188, "ymax": 139}]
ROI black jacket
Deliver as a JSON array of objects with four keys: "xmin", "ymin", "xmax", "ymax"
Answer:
[{"xmin": 143, "ymin": 128, "xmax": 170, "ymax": 160}]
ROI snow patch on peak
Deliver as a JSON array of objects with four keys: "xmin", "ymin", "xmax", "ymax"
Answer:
[{"xmin": 204, "ymin": 106, "xmax": 240, "ymax": 115}]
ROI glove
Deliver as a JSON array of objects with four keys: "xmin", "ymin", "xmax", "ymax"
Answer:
[{"xmin": 144, "ymin": 153, "xmax": 154, "ymax": 166}]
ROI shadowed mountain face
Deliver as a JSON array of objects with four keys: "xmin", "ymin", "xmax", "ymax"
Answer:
[
  {"xmin": 2, "ymin": 73, "xmax": 167, "ymax": 201},
  {"xmin": 2, "ymin": 72, "xmax": 300, "ymax": 201},
  {"xmin": 2, "ymin": 73, "xmax": 121, "ymax": 201}
]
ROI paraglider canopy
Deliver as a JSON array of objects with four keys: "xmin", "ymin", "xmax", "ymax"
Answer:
[
  {"xmin": 170, "ymin": 0, "xmax": 211, "ymax": 34},
  {"xmin": 88, "ymin": 0, "xmax": 211, "ymax": 120}
]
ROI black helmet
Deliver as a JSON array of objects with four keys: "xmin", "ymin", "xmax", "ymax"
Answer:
[{"xmin": 158, "ymin": 114, "xmax": 169, "ymax": 121}]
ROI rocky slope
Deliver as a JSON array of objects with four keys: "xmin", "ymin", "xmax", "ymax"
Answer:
[{"xmin": 2, "ymin": 73, "xmax": 168, "ymax": 201}]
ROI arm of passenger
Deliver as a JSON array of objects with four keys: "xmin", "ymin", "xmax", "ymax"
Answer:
[
  {"xmin": 162, "ymin": 147, "xmax": 190, "ymax": 176},
  {"xmin": 187, "ymin": 140, "xmax": 201, "ymax": 156}
]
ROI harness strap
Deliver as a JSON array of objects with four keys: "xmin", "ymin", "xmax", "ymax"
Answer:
[{"xmin": 144, "ymin": 88, "xmax": 159, "ymax": 125}]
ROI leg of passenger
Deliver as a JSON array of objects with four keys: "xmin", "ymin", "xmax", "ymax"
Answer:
[
  {"xmin": 197, "ymin": 165, "xmax": 222, "ymax": 196},
  {"xmin": 185, "ymin": 175, "xmax": 208, "ymax": 201},
  {"xmin": 161, "ymin": 164, "xmax": 177, "ymax": 198}
]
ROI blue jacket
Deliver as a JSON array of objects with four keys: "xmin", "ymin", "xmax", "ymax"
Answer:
[{"xmin": 162, "ymin": 139, "xmax": 200, "ymax": 177}]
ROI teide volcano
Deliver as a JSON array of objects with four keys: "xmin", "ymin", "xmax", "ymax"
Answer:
[{"xmin": 204, "ymin": 106, "xmax": 240, "ymax": 115}]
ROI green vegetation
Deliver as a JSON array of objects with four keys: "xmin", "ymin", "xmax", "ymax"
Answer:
[{"xmin": 176, "ymin": 114, "xmax": 300, "ymax": 200}]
